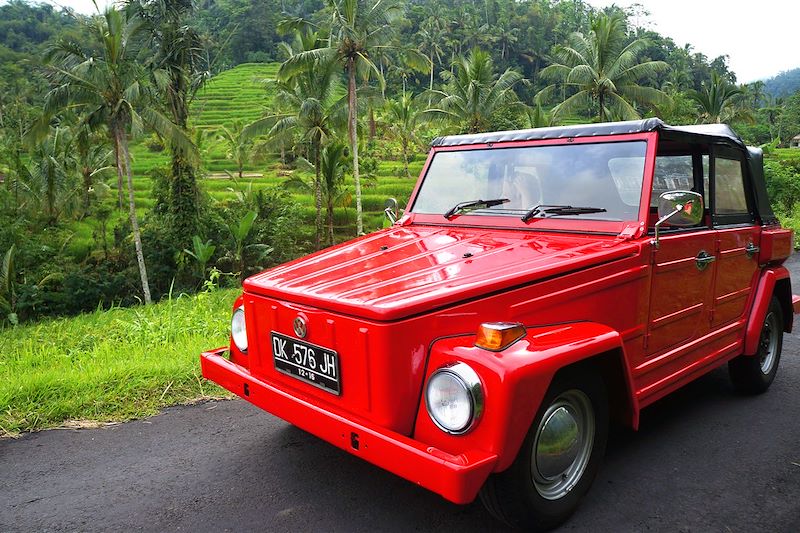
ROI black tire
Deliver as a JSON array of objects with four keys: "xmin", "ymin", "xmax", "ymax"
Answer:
[
  {"xmin": 480, "ymin": 372, "xmax": 609, "ymax": 532},
  {"xmin": 729, "ymin": 296, "xmax": 783, "ymax": 394}
]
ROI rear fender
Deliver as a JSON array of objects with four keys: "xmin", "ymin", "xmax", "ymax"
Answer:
[
  {"xmin": 413, "ymin": 322, "xmax": 638, "ymax": 473},
  {"xmin": 744, "ymin": 267, "xmax": 794, "ymax": 355}
]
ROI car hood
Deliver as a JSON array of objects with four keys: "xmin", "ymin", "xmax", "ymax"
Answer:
[{"xmin": 243, "ymin": 225, "xmax": 637, "ymax": 321}]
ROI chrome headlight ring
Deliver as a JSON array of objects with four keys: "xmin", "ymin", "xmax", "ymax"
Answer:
[{"xmin": 424, "ymin": 362, "xmax": 484, "ymax": 435}]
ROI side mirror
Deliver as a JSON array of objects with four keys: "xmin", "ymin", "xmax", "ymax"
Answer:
[
  {"xmin": 384, "ymin": 197, "xmax": 399, "ymax": 225},
  {"xmin": 653, "ymin": 190, "xmax": 704, "ymax": 248}
]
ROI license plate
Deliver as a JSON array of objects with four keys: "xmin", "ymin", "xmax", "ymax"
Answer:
[{"xmin": 270, "ymin": 332, "xmax": 340, "ymax": 395}]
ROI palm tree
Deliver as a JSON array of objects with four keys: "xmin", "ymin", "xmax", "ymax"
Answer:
[
  {"xmin": 279, "ymin": 0, "xmax": 403, "ymax": 236},
  {"xmin": 132, "ymin": 0, "xmax": 208, "ymax": 245},
  {"xmin": 253, "ymin": 39, "xmax": 345, "ymax": 249},
  {"xmin": 417, "ymin": 19, "xmax": 445, "ymax": 91},
  {"xmin": 689, "ymin": 72, "xmax": 750, "ymax": 124},
  {"xmin": 43, "ymin": 7, "xmax": 191, "ymax": 304},
  {"xmin": 24, "ymin": 126, "xmax": 79, "ymax": 225},
  {"xmin": 74, "ymin": 124, "xmax": 113, "ymax": 213},
  {"xmin": 426, "ymin": 47, "xmax": 526, "ymax": 134},
  {"xmin": 318, "ymin": 142, "xmax": 351, "ymax": 246},
  {"xmin": 217, "ymin": 121, "xmax": 252, "ymax": 179},
  {"xmin": 538, "ymin": 13, "xmax": 670, "ymax": 122},
  {"xmin": 385, "ymin": 94, "xmax": 426, "ymax": 178},
  {"xmin": 285, "ymin": 142, "xmax": 351, "ymax": 246}
]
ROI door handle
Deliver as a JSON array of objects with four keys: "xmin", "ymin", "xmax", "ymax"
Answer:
[
  {"xmin": 745, "ymin": 242, "xmax": 760, "ymax": 258},
  {"xmin": 696, "ymin": 250, "xmax": 716, "ymax": 271}
]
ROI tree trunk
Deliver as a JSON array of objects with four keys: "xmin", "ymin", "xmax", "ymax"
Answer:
[
  {"xmin": 402, "ymin": 138, "xmax": 410, "ymax": 178},
  {"xmin": 327, "ymin": 198, "xmax": 334, "ymax": 247},
  {"xmin": 430, "ymin": 51, "xmax": 435, "ymax": 91},
  {"xmin": 116, "ymin": 126, "xmax": 152, "ymax": 304},
  {"xmin": 314, "ymin": 142, "xmax": 323, "ymax": 250},
  {"xmin": 348, "ymin": 59, "xmax": 363, "ymax": 235},
  {"xmin": 82, "ymin": 167, "xmax": 92, "ymax": 212},
  {"xmin": 598, "ymin": 92, "xmax": 605, "ymax": 122},
  {"xmin": 168, "ymin": 77, "xmax": 199, "ymax": 247},
  {"xmin": 111, "ymin": 133, "xmax": 125, "ymax": 211}
]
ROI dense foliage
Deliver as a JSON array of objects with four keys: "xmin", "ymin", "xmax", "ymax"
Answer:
[{"xmin": 1, "ymin": 0, "xmax": 800, "ymax": 326}]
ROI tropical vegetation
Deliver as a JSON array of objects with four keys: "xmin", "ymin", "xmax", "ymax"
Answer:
[{"xmin": 2, "ymin": 0, "xmax": 800, "ymax": 432}]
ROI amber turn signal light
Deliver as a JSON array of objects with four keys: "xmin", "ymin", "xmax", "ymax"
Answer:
[{"xmin": 474, "ymin": 322, "xmax": 526, "ymax": 351}]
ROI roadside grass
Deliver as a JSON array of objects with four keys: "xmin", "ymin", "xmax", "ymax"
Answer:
[{"xmin": 0, "ymin": 288, "xmax": 239, "ymax": 437}]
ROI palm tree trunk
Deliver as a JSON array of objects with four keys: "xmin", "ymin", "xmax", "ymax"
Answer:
[
  {"xmin": 402, "ymin": 137, "xmax": 410, "ymax": 178},
  {"xmin": 430, "ymin": 51, "xmax": 435, "ymax": 90},
  {"xmin": 327, "ymin": 197, "xmax": 334, "ymax": 247},
  {"xmin": 369, "ymin": 107, "xmax": 376, "ymax": 140},
  {"xmin": 109, "ymin": 132, "xmax": 124, "ymax": 210},
  {"xmin": 598, "ymin": 92, "xmax": 605, "ymax": 122},
  {"xmin": 348, "ymin": 59, "xmax": 363, "ymax": 235},
  {"xmin": 83, "ymin": 167, "xmax": 92, "ymax": 212},
  {"xmin": 116, "ymin": 125, "xmax": 152, "ymax": 304},
  {"xmin": 314, "ymin": 142, "xmax": 323, "ymax": 250}
]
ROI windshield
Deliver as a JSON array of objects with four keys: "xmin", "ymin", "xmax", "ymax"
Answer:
[{"xmin": 412, "ymin": 141, "xmax": 647, "ymax": 222}]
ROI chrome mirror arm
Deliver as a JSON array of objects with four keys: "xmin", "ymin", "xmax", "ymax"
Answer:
[{"xmin": 652, "ymin": 204, "xmax": 683, "ymax": 249}]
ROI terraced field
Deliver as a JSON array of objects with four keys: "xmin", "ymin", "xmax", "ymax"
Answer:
[
  {"xmin": 74, "ymin": 62, "xmax": 421, "ymax": 259},
  {"xmin": 192, "ymin": 63, "xmax": 277, "ymax": 129}
]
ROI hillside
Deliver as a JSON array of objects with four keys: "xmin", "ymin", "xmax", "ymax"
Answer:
[
  {"xmin": 120, "ymin": 62, "xmax": 420, "ymax": 246},
  {"xmin": 191, "ymin": 62, "xmax": 278, "ymax": 129},
  {"xmin": 764, "ymin": 67, "xmax": 800, "ymax": 98}
]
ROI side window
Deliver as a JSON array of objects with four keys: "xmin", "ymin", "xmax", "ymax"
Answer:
[
  {"xmin": 651, "ymin": 155, "xmax": 694, "ymax": 206},
  {"xmin": 714, "ymin": 156, "xmax": 749, "ymax": 215}
]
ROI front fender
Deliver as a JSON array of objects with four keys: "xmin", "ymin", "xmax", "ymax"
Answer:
[{"xmin": 413, "ymin": 322, "xmax": 636, "ymax": 473}]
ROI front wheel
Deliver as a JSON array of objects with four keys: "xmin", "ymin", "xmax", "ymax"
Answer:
[
  {"xmin": 729, "ymin": 296, "xmax": 783, "ymax": 394},
  {"xmin": 480, "ymin": 372, "xmax": 608, "ymax": 532}
]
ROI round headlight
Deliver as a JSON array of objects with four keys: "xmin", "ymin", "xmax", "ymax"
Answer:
[
  {"xmin": 231, "ymin": 306, "xmax": 248, "ymax": 353},
  {"xmin": 425, "ymin": 362, "xmax": 483, "ymax": 434}
]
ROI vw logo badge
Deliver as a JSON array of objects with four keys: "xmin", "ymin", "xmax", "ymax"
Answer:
[{"xmin": 293, "ymin": 316, "xmax": 307, "ymax": 338}]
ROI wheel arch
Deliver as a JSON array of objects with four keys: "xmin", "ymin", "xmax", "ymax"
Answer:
[
  {"xmin": 414, "ymin": 322, "xmax": 641, "ymax": 474},
  {"xmin": 745, "ymin": 266, "xmax": 793, "ymax": 355},
  {"xmin": 550, "ymin": 348, "xmax": 638, "ymax": 430}
]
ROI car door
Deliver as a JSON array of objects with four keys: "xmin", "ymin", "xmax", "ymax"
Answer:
[
  {"xmin": 640, "ymin": 152, "xmax": 717, "ymax": 390},
  {"xmin": 709, "ymin": 147, "xmax": 761, "ymax": 328}
]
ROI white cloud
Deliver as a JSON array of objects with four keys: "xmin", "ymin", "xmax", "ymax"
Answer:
[{"xmin": 584, "ymin": 0, "xmax": 798, "ymax": 82}]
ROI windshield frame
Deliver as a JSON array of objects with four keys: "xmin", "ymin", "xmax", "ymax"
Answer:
[{"xmin": 405, "ymin": 132, "xmax": 657, "ymax": 235}]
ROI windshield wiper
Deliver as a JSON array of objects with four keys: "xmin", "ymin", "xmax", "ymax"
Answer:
[
  {"xmin": 444, "ymin": 198, "xmax": 509, "ymax": 219},
  {"xmin": 521, "ymin": 204, "xmax": 607, "ymax": 222}
]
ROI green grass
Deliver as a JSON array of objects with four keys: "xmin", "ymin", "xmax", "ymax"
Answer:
[{"xmin": 0, "ymin": 288, "xmax": 239, "ymax": 436}]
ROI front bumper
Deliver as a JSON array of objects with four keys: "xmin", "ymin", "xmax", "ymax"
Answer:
[{"xmin": 200, "ymin": 348, "xmax": 498, "ymax": 504}]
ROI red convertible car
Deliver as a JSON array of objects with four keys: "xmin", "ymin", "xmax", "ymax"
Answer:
[{"xmin": 202, "ymin": 119, "xmax": 797, "ymax": 531}]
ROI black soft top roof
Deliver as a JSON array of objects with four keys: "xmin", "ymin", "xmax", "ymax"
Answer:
[
  {"xmin": 431, "ymin": 118, "xmax": 777, "ymax": 225},
  {"xmin": 431, "ymin": 118, "xmax": 747, "ymax": 149}
]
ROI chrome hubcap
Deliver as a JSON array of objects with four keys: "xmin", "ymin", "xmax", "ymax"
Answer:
[
  {"xmin": 759, "ymin": 312, "xmax": 779, "ymax": 374},
  {"xmin": 532, "ymin": 390, "xmax": 594, "ymax": 500}
]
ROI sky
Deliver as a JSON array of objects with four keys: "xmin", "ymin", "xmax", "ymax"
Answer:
[
  {"xmin": 584, "ymin": 0, "xmax": 797, "ymax": 82},
  {"xmin": 41, "ymin": 0, "xmax": 799, "ymax": 83}
]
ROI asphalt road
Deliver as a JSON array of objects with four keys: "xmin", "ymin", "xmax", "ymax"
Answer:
[{"xmin": 3, "ymin": 264, "xmax": 800, "ymax": 532}]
